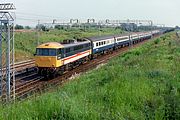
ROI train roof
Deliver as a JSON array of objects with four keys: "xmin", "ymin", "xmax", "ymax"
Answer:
[
  {"xmin": 62, "ymin": 39, "xmax": 90, "ymax": 48},
  {"xmin": 87, "ymin": 31, "xmax": 153, "ymax": 42},
  {"xmin": 113, "ymin": 33, "xmax": 132, "ymax": 38},
  {"xmin": 88, "ymin": 35, "xmax": 115, "ymax": 42},
  {"xmin": 87, "ymin": 33, "xmax": 132, "ymax": 42},
  {"xmin": 37, "ymin": 42, "xmax": 64, "ymax": 49},
  {"xmin": 37, "ymin": 39, "xmax": 91, "ymax": 49}
]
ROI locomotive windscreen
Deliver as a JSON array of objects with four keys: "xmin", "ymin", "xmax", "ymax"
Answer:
[{"xmin": 36, "ymin": 48, "xmax": 57, "ymax": 56}]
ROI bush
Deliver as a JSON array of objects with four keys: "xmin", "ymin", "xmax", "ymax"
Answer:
[
  {"xmin": 24, "ymin": 26, "xmax": 31, "ymax": 29},
  {"xmin": 154, "ymin": 38, "xmax": 160, "ymax": 44},
  {"xmin": 15, "ymin": 24, "xmax": 24, "ymax": 29},
  {"xmin": 54, "ymin": 25, "xmax": 64, "ymax": 30}
]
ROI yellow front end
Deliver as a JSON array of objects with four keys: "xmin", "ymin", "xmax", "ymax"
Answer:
[
  {"xmin": 35, "ymin": 42, "xmax": 64, "ymax": 68},
  {"xmin": 35, "ymin": 56, "xmax": 62, "ymax": 68}
]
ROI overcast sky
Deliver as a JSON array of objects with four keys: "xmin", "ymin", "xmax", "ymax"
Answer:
[{"xmin": 1, "ymin": 0, "xmax": 179, "ymax": 27}]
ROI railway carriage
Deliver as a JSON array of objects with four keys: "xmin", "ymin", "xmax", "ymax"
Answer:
[
  {"xmin": 35, "ymin": 39, "xmax": 92, "ymax": 77},
  {"xmin": 144, "ymin": 32, "xmax": 152, "ymax": 39},
  {"xmin": 130, "ymin": 33, "xmax": 139, "ymax": 44},
  {"xmin": 139, "ymin": 33, "xmax": 146, "ymax": 41},
  {"xmin": 152, "ymin": 30, "xmax": 160, "ymax": 36},
  {"xmin": 88, "ymin": 36, "xmax": 116, "ymax": 55},
  {"xmin": 115, "ymin": 34, "xmax": 130, "ymax": 47}
]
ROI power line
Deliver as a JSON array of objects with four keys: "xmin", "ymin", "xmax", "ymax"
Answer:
[
  {"xmin": 15, "ymin": 13, "xmax": 62, "ymax": 24},
  {"xmin": 16, "ymin": 12, "xmax": 61, "ymax": 19},
  {"xmin": 16, "ymin": 17, "xmax": 52, "ymax": 21}
]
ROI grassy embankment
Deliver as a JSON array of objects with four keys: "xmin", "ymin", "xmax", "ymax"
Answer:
[
  {"xmin": 0, "ymin": 32, "xmax": 179, "ymax": 119},
  {"xmin": 15, "ymin": 28, "xmax": 123, "ymax": 61}
]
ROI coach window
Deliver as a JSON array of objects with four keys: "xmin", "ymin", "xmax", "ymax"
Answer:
[
  {"xmin": 80, "ymin": 45, "xmax": 83, "ymax": 49},
  {"xmin": 65, "ymin": 48, "xmax": 70, "ymax": 53},
  {"xmin": 74, "ymin": 46, "xmax": 78, "ymax": 51},
  {"xmin": 96, "ymin": 43, "xmax": 98, "ymax": 47},
  {"xmin": 85, "ymin": 44, "xmax": 89, "ymax": 48},
  {"xmin": 74, "ymin": 46, "xmax": 80, "ymax": 51}
]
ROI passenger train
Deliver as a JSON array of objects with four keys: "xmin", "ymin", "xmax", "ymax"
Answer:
[{"xmin": 34, "ymin": 29, "xmax": 173, "ymax": 78}]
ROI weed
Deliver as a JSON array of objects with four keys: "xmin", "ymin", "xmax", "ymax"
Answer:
[{"xmin": 154, "ymin": 38, "xmax": 160, "ymax": 44}]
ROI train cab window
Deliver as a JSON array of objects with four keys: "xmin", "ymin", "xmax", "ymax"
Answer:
[
  {"xmin": 49, "ymin": 49, "xmax": 57, "ymax": 56},
  {"xmin": 36, "ymin": 48, "xmax": 57, "ymax": 56},
  {"xmin": 58, "ymin": 49, "xmax": 61, "ymax": 55},
  {"xmin": 104, "ymin": 41, "xmax": 106, "ymax": 44},
  {"xmin": 57, "ymin": 49, "xmax": 61, "ymax": 59}
]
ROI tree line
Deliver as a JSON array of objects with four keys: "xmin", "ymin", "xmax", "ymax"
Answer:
[{"xmin": 15, "ymin": 24, "xmax": 31, "ymax": 30}]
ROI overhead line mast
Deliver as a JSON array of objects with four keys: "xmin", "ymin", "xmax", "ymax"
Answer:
[{"xmin": 0, "ymin": 3, "xmax": 16, "ymax": 102}]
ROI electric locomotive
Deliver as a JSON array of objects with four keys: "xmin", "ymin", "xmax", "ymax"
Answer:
[{"xmin": 35, "ymin": 39, "xmax": 92, "ymax": 77}]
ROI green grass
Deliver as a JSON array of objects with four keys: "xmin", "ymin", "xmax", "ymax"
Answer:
[
  {"xmin": 14, "ymin": 28, "xmax": 123, "ymax": 61},
  {"xmin": 0, "ymin": 32, "xmax": 180, "ymax": 120}
]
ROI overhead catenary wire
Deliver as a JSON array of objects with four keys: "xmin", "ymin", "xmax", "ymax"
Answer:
[
  {"xmin": 16, "ymin": 17, "xmax": 53, "ymax": 23},
  {"xmin": 15, "ymin": 12, "xmax": 69, "ymax": 26},
  {"xmin": 16, "ymin": 12, "xmax": 62, "ymax": 19},
  {"xmin": 16, "ymin": 11, "xmax": 70, "ymax": 23}
]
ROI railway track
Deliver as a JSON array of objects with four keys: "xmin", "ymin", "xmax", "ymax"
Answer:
[
  {"xmin": 0, "ymin": 59, "xmax": 37, "ymax": 100},
  {"xmin": 15, "ymin": 38, "xmax": 150, "ymax": 100},
  {"xmin": 0, "ymin": 59, "xmax": 35, "ymax": 76},
  {"xmin": 14, "ymin": 60, "xmax": 35, "ymax": 76}
]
